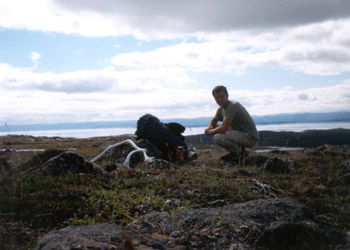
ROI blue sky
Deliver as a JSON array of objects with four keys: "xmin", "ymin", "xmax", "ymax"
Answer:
[{"xmin": 1, "ymin": 0, "xmax": 350, "ymax": 125}]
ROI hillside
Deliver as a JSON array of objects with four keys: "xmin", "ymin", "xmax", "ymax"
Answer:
[
  {"xmin": 185, "ymin": 128, "xmax": 350, "ymax": 148},
  {"xmin": 1, "ymin": 111, "xmax": 350, "ymax": 133}
]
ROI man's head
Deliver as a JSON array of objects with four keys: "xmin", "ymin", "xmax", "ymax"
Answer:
[
  {"xmin": 212, "ymin": 85, "xmax": 228, "ymax": 96},
  {"xmin": 212, "ymin": 85, "xmax": 229, "ymax": 108}
]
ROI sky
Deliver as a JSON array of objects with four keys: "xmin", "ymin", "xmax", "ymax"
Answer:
[{"xmin": 1, "ymin": 0, "xmax": 350, "ymax": 125}]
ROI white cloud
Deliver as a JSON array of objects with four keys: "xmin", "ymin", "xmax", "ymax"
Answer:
[
  {"xmin": 1, "ymin": 61, "xmax": 349, "ymax": 124},
  {"xmin": 0, "ymin": 0, "xmax": 128, "ymax": 37},
  {"xmin": 241, "ymin": 82, "xmax": 350, "ymax": 116},
  {"xmin": 110, "ymin": 19, "xmax": 350, "ymax": 76},
  {"xmin": 29, "ymin": 51, "xmax": 41, "ymax": 69},
  {"xmin": 0, "ymin": 63, "xmax": 194, "ymax": 94}
]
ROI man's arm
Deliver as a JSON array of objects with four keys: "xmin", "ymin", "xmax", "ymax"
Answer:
[
  {"xmin": 205, "ymin": 119, "xmax": 232, "ymax": 135},
  {"xmin": 207, "ymin": 118, "xmax": 218, "ymax": 129}
]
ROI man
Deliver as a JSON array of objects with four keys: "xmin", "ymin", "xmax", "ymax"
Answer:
[{"xmin": 205, "ymin": 85, "xmax": 259, "ymax": 161}]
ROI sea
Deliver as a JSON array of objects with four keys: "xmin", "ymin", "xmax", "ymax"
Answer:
[{"xmin": 0, "ymin": 121, "xmax": 350, "ymax": 138}]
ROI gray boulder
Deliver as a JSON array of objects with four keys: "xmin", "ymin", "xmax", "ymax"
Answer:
[
  {"xmin": 131, "ymin": 198, "xmax": 325, "ymax": 249},
  {"xmin": 337, "ymin": 160, "xmax": 350, "ymax": 186},
  {"xmin": 33, "ymin": 223, "xmax": 177, "ymax": 250},
  {"xmin": 94, "ymin": 138, "xmax": 164, "ymax": 170},
  {"xmin": 244, "ymin": 155, "xmax": 269, "ymax": 167},
  {"xmin": 340, "ymin": 173, "xmax": 350, "ymax": 186},
  {"xmin": 44, "ymin": 152, "xmax": 114, "ymax": 179},
  {"xmin": 19, "ymin": 149, "xmax": 63, "ymax": 171},
  {"xmin": 337, "ymin": 159, "xmax": 350, "ymax": 175},
  {"xmin": 0, "ymin": 158, "xmax": 12, "ymax": 174},
  {"xmin": 34, "ymin": 198, "xmax": 347, "ymax": 249},
  {"xmin": 261, "ymin": 158, "xmax": 291, "ymax": 174}
]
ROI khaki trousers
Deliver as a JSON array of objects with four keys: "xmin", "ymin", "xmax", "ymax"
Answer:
[{"xmin": 213, "ymin": 130, "xmax": 258, "ymax": 153}]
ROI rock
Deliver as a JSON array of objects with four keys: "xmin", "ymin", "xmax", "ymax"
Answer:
[
  {"xmin": 0, "ymin": 148, "xmax": 11, "ymax": 156},
  {"xmin": 234, "ymin": 169, "xmax": 256, "ymax": 177},
  {"xmin": 261, "ymin": 158, "xmax": 290, "ymax": 174},
  {"xmin": 336, "ymin": 160, "xmax": 350, "ymax": 186},
  {"xmin": 94, "ymin": 138, "xmax": 163, "ymax": 169},
  {"xmin": 271, "ymin": 149, "xmax": 290, "ymax": 155},
  {"xmin": 44, "ymin": 152, "xmax": 114, "ymax": 179},
  {"xmin": 244, "ymin": 155, "xmax": 269, "ymax": 167},
  {"xmin": 305, "ymin": 148, "xmax": 323, "ymax": 157},
  {"xmin": 255, "ymin": 222, "xmax": 328, "ymax": 250},
  {"xmin": 0, "ymin": 149, "xmax": 17, "ymax": 167},
  {"xmin": 340, "ymin": 173, "xmax": 350, "ymax": 186},
  {"xmin": 145, "ymin": 159, "xmax": 176, "ymax": 170},
  {"xmin": 337, "ymin": 160, "xmax": 350, "ymax": 175},
  {"xmin": 323, "ymin": 145, "xmax": 350, "ymax": 157},
  {"xmin": 156, "ymin": 173, "xmax": 175, "ymax": 180},
  {"xmin": 97, "ymin": 141, "xmax": 144, "ymax": 168},
  {"xmin": 136, "ymin": 139, "xmax": 162, "ymax": 159},
  {"xmin": 164, "ymin": 198, "xmax": 181, "ymax": 207},
  {"xmin": 308, "ymin": 145, "xmax": 350, "ymax": 158},
  {"xmin": 130, "ymin": 198, "xmax": 341, "ymax": 249},
  {"xmin": 34, "ymin": 198, "xmax": 346, "ymax": 249},
  {"xmin": 33, "ymin": 223, "xmax": 177, "ymax": 250},
  {"xmin": 103, "ymin": 162, "xmax": 118, "ymax": 172},
  {"xmin": 0, "ymin": 158, "xmax": 12, "ymax": 174},
  {"xmin": 19, "ymin": 149, "xmax": 64, "ymax": 171},
  {"xmin": 133, "ymin": 198, "xmax": 314, "ymax": 232}
]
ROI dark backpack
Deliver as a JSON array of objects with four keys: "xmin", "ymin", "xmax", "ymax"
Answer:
[{"xmin": 135, "ymin": 114, "xmax": 187, "ymax": 162}]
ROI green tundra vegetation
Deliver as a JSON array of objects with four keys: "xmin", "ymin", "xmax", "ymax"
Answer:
[{"xmin": 0, "ymin": 134, "xmax": 349, "ymax": 249}]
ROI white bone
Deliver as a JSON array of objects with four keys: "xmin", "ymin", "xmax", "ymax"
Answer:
[
  {"xmin": 246, "ymin": 178, "xmax": 284, "ymax": 198},
  {"xmin": 91, "ymin": 139, "xmax": 154, "ymax": 169}
]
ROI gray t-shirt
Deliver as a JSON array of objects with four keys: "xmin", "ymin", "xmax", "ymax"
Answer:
[{"xmin": 214, "ymin": 101, "xmax": 259, "ymax": 140}]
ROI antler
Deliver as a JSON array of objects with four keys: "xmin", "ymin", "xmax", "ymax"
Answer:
[{"xmin": 91, "ymin": 139, "xmax": 154, "ymax": 169}]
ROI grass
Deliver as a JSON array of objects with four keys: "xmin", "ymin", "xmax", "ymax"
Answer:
[
  {"xmin": 262, "ymin": 153, "xmax": 350, "ymax": 228},
  {"xmin": 0, "ymin": 163, "xmax": 265, "ymax": 249},
  {"xmin": 0, "ymin": 135, "xmax": 349, "ymax": 249}
]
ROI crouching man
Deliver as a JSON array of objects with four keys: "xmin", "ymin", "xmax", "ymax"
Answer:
[{"xmin": 205, "ymin": 85, "xmax": 259, "ymax": 162}]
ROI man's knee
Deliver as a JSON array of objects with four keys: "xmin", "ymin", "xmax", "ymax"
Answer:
[
  {"xmin": 213, "ymin": 134, "xmax": 225, "ymax": 145},
  {"xmin": 214, "ymin": 132, "xmax": 248, "ymax": 148}
]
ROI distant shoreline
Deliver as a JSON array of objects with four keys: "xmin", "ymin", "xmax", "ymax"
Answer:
[
  {"xmin": 1, "ymin": 128, "xmax": 349, "ymax": 149},
  {"xmin": 185, "ymin": 128, "xmax": 350, "ymax": 148},
  {"xmin": 1, "ymin": 111, "xmax": 350, "ymax": 133},
  {"xmin": 1, "ymin": 121, "xmax": 350, "ymax": 139}
]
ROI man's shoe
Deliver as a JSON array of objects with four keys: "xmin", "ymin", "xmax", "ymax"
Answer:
[
  {"xmin": 221, "ymin": 149, "xmax": 249, "ymax": 163},
  {"xmin": 220, "ymin": 152, "xmax": 239, "ymax": 162}
]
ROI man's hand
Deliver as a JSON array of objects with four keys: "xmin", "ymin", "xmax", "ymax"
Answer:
[
  {"xmin": 204, "ymin": 119, "xmax": 232, "ymax": 135},
  {"xmin": 205, "ymin": 127, "xmax": 212, "ymax": 135},
  {"xmin": 205, "ymin": 118, "xmax": 217, "ymax": 135}
]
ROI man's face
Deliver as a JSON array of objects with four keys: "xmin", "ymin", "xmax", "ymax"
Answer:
[{"xmin": 213, "ymin": 90, "xmax": 229, "ymax": 108}]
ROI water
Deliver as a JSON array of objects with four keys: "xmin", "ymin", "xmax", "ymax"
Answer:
[
  {"xmin": 0, "ymin": 122, "xmax": 349, "ymax": 138},
  {"xmin": 256, "ymin": 121, "xmax": 350, "ymax": 132},
  {"xmin": 250, "ymin": 146, "xmax": 303, "ymax": 153}
]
